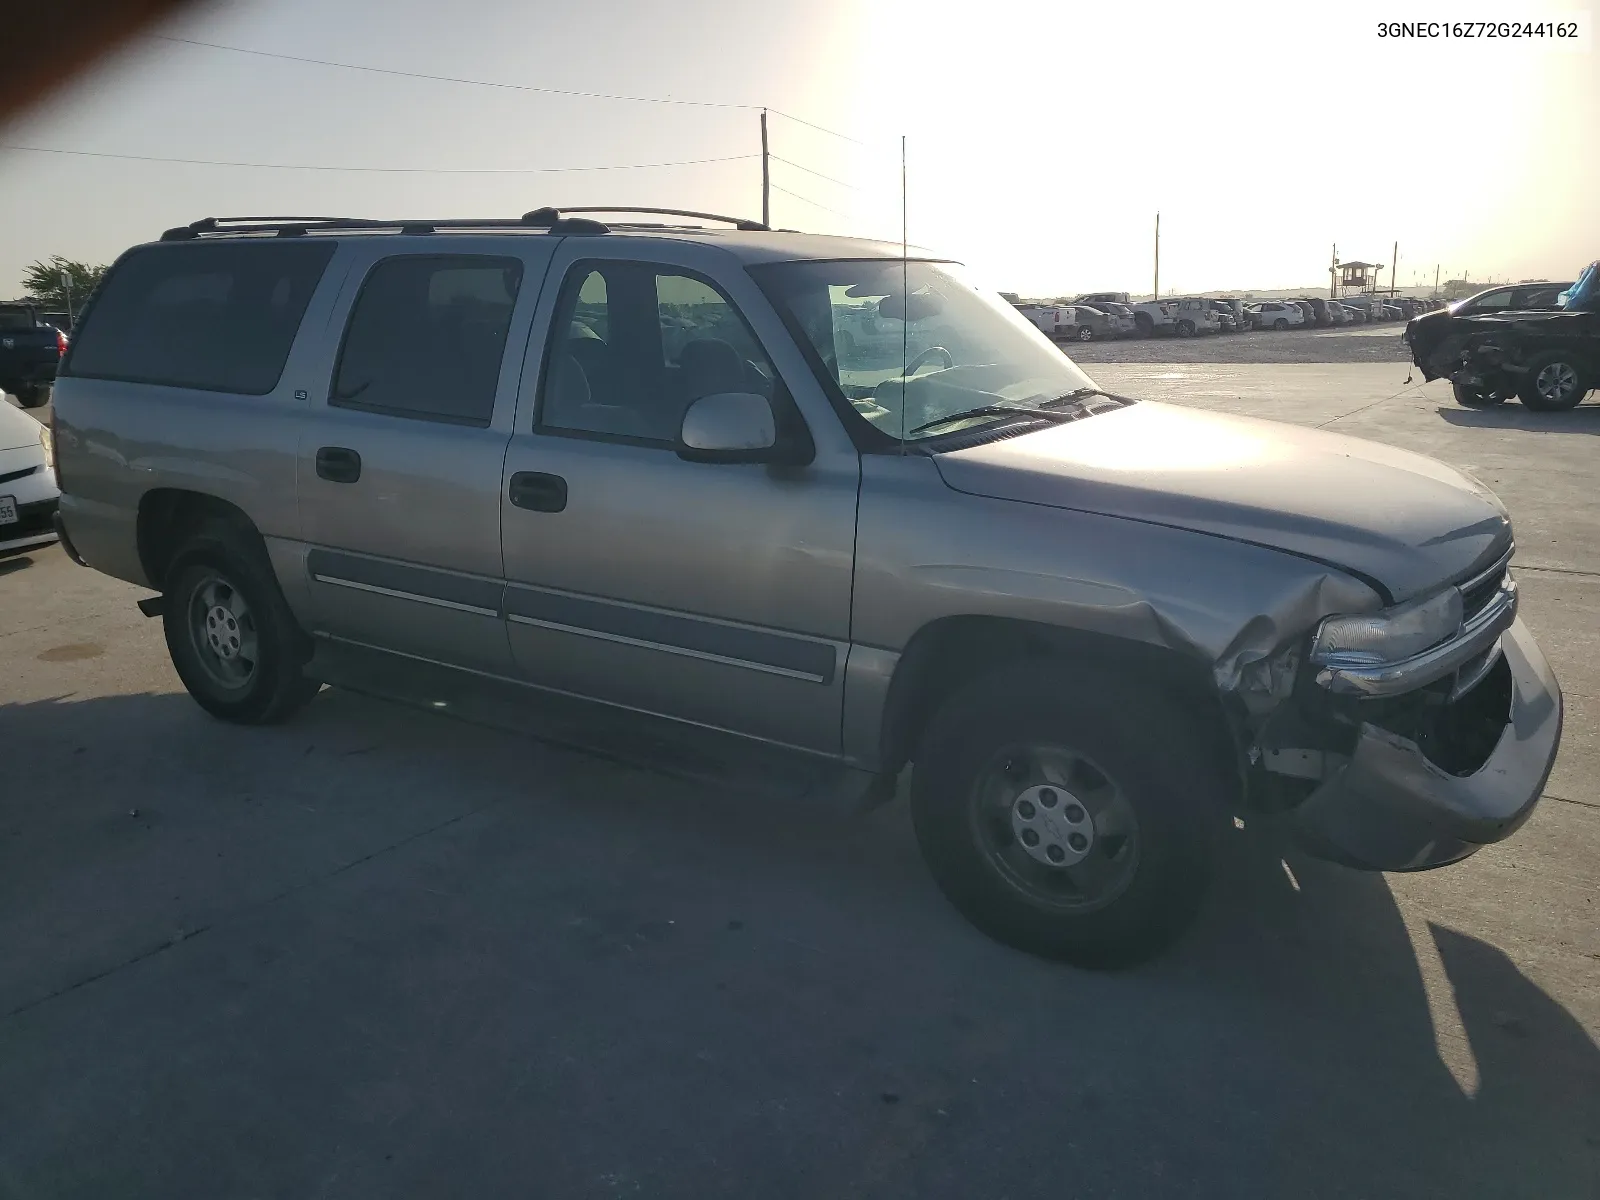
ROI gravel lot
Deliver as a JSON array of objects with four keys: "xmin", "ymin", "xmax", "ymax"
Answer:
[
  {"xmin": 2, "ymin": 370, "xmax": 1597, "ymax": 1199},
  {"xmin": 1069, "ymin": 321, "xmax": 1414, "ymax": 365}
]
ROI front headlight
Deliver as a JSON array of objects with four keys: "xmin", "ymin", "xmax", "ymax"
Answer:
[
  {"xmin": 37, "ymin": 423, "xmax": 53, "ymax": 471},
  {"xmin": 1310, "ymin": 587, "xmax": 1464, "ymax": 668}
]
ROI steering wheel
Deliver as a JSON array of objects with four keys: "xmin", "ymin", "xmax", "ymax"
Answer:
[{"xmin": 905, "ymin": 345, "xmax": 954, "ymax": 374}]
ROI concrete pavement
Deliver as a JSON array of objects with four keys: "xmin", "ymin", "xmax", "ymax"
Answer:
[{"xmin": 1, "ymin": 369, "xmax": 1596, "ymax": 1199}]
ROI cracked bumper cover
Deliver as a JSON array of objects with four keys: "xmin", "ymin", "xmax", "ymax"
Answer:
[{"xmin": 1290, "ymin": 619, "xmax": 1562, "ymax": 871}]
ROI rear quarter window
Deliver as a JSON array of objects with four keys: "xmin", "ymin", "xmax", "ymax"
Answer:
[{"xmin": 62, "ymin": 241, "xmax": 335, "ymax": 394}]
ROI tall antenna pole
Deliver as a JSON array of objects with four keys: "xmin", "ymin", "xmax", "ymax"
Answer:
[
  {"xmin": 1391, "ymin": 241, "xmax": 1398, "ymax": 297},
  {"xmin": 1330, "ymin": 242, "xmax": 1338, "ymax": 300},
  {"xmin": 1434, "ymin": 264, "xmax": 1440, "ymax": 297},
  {"xmin": 898, "ymin": 134, "xmax": 908, "ymax": 451},
  {"xmin": 1153, "ymin": 212, "xmax": 1160, "ymax": 300},
  {"xmin": 760, "ymin": 109, "xmax": 770, "ymax": 228}
]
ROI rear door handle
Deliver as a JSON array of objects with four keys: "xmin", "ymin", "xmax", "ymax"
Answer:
[
  {"xmin": 508, "ymin": 471, "xmax": 567, "ymax": 513},
  {"xmin": 315, "ymin": 446, "xmax": 362, "ymax": 484}
]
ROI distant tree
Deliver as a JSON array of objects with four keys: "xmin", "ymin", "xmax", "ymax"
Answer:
[{"xmin": 20, "ymin": 256, "xmax": 107, "ymax": 312}]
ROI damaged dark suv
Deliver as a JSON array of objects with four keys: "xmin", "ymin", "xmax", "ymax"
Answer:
[{"xmin": 1408, "ymin": 261, "xmax": 1599, "ymax": 411}]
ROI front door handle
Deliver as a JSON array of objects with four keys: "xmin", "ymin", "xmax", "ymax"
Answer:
[
  {"xmin": 508, "ymin": 471, "xmax": 567, "ymax": 513},
  {"xmin": 316, "ymin": 446, "xmax": 362, "ymax": 484}
]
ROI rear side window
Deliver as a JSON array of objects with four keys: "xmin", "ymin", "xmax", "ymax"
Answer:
[
  {"xmin": 63, "ymin": 242, "xmax": 334, "ymax": 394},
  {"xmin": 331, "ymin": 255, "xmax": 523, "ymax": 427}
]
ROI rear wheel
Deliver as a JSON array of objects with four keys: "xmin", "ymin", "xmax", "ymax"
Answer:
[
  {"xmin": 1519, "ymin": 352, "xmax": 1587, "ymax": 412},
  {"xmin": 1452, "ymin": 380, "xmax": 1510, "ymax": 408},
  {"xmin": 162, "ymin": 523, "xmax": 321, "ymax": 724},
  {"xmin": 14, "ymin": 383, "xmax": 47, "ymax": 408},
  {"xmin": 1175, "ymin": 320, "xmax": 1195, "ymax": 338},
  {"xmin": 1272, "ymin": 318, "xmax": 1288, "ymax": 331},
  {"xmin": 1134, "ymin": 313, "xmax": 1154, "ymax": 337},
  {"xmin": 910, "ymin": 663, "xmax": 1222, "ymax": 966}
]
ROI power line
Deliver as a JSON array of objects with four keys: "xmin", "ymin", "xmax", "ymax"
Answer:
[
  {"xmin": 151, "ymin": 34, "xmax": 872, "ymax": 150},
  {"xmin": 769, "ymin": 182, "xmax": 849, "ymax": 218},
  {"xmin": 153, "ymin": 35, "xmax": 758, "ymax": 109},
  {"xmin": 0, "ymin": 143, "xmax": 759, "ymax": 174},
  {"xmin": 767, "ymin": 109, "xmax": 869, "ymax": 147},
  {"xmin": 769, "ymin": 154, "xmax": 859, "ymax": 190}
]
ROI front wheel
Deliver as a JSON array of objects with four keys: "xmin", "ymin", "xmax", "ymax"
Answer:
[
  {"xmin": 163, "ymin": 524, "xmax": 321, "ymax": 724},
  {"xmin": 1519, "ymin": 352, "xmax": 1588, "ymax": 412},
  {"xmin": 910, "ymin": 664, "xmax": 1221, "ymax": 966},
  {"xmin": 1077, "ymin": 325, "xmax": 1094, "ymax": 342},
  {"xmin": 1452, "ymin": 380, "xmax": 1509, "ymax": 408}
]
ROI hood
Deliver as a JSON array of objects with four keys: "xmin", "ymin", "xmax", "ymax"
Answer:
[
  {"xmin": 932, "ymin": 402, "xmax": 1510, "ymax": 602},
  {"xmin": 0, "ymin": 401, "xmax": 43, "ymax": 452}
]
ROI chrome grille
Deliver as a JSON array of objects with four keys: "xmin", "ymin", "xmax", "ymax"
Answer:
[{"xmin": 1459, "ymin": 547, "xmax": 1513, "ymax": 622}]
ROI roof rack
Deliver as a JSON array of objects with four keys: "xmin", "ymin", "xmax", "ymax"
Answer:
[
  {"xmin": 159, "ymin": 212, "xmax": 612, "ymax": 241},
  {"xmin": 523, "ymin": 206, "xmax": 769, "ymax": 232},
  {"xmin": 157, "ymin": 206, "xmax": 772, "ymax": 243}
]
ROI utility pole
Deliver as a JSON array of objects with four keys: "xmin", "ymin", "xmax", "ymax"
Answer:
[
  {"xmin": 61, "ymin": 268, "xmax": 74, "ymax": 327},
  {"xmin": 1434, "ymin": 264, "xmax": 1440, "ymax": 297},
  {"xmin": 1330, "ymin": 243, "xmax": 1338, "ymax": 300},
  {"xmin": 1152, "ymin": 212, "xmax": 1160, "ymax": 301},
  {"xmin": 759, "ymin": 109, "xmax": 770, "ymax": 228},
  {"xmin": 1390, "ymin": 241, "xmax": 1398, "ymax": 297}
]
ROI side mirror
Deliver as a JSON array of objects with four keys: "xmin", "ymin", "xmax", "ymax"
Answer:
[{"xmin": 677, "ymin": 391, "xmax": 793, "ymax": 464}]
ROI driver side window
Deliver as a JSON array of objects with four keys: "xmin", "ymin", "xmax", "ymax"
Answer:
[{"xmin": 540, "ymin": 261, "xmax": 775, "ymax": 445}]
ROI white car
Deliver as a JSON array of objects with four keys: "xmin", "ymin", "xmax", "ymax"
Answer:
[
  {"xmin": 1169, "ymin": 297, "xmax": 1221, "ymax": 336},
  {"xmin": 0, "ymin": 397, "xmax": 59, "ymax": 556},
  {"xmin": 1247, "ymin": 300, "xmax": 1306, "ymax": 330},
  {"xmin": 1014, "ymin": 304, "xmax": 1068, "ymax": 338}
]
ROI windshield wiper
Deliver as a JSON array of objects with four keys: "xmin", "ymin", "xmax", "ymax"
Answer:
[
  {"xmin": 907, "ymin": 405, "xmax": 1079, "ymax": 437},
  {"xmin": 1040, "ymin": 385, "xmax": 1136, "ymax": 409}
]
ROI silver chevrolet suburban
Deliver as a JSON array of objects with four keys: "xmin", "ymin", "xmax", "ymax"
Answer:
[{"xmin": 49, "ymin": 208, "xmax": 1563, "ymax": 965}]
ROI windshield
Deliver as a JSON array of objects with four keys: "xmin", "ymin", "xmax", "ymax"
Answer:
[{"xmin": 751, "ymin": 259, "xmax": 1099, "ymax": 444}]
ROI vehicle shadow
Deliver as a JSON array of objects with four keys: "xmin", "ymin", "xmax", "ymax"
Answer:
[
  {"xmin": 1437, "ymin": 402, "xmax": 1600, "ymax": 434},
  {"xmin": 0, "ymin": 554, "xmax": 35, "ymax": 577},
  {"xmin": 0, "ymin": 688, "xmax": 1595, "ymax": 1199}
]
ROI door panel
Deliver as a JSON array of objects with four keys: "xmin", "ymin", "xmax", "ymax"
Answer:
[
  {"xmin": 499, "ymin": 242, "xmax": 859, "ymax": 753},
  {"xmin": 297, "ymin": 242, "xmax": 555, "ymax": 672}
]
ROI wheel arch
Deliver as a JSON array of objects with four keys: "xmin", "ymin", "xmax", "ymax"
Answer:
[
  {"xmin": 877, "ymin": 615, "xmax": 1239, "ymax": 781},
  {"xmin": 137, "ymin": 488, "xmax": 267, "ymax": 591}
]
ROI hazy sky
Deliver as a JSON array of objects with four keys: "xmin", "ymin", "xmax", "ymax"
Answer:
[{"xmin": 1, "ymin": 0, "xmax": 1593, "ymax": 299}]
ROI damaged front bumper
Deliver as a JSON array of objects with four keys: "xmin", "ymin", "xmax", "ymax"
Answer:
[{"xmin": 1289, "ymin": 619, "xmax": 1562, "ymax": 871}]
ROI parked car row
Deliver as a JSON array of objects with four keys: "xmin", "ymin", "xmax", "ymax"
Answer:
[
  {"xmin": 1242, "ymin": 295, "xmax": 1443, "ymax": 331},
  {"xmin": 1010, "ymin": 291, "xmax": 1451, "ymax": 340}
]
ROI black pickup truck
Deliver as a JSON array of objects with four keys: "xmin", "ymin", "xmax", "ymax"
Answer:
[
  {"xmin": 0, "ymin": 303, "xmax": 67, "ymax": 408},
  {"xmin": 1406, "ymin": 261, "xmax": 1598, "ymax": 412}
]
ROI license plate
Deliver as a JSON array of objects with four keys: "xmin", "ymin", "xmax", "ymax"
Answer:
[{"xmin": 0, "ymin": 496, "xmax": 15, "ymax": 525}]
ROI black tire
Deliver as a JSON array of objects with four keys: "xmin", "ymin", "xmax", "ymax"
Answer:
[
  {"xmin": 162, "ymin": 520, "xmax": 321, "ymax": 724},
  {"xmin": 1175, "ymin": 320, "xmax": 1195, "ymax": 338},
  {"xmin": 910, "ymin": 663, "xmax": 1223, "ymax": 967},
  {"xmin": 1133, "ymin": 313, "xmax": 1154, "ymax": 337},
  {"xmin": 1272, "ymin": 318, "xmax": 1288, "ymax": 331},
  {"xmin": 15, "ymin": 383, "xmax": 48, "ymax": 408},
  {"xmin": 1077, "ymin": 325, "xmax": 1094, "ymax": 342},
  {"xmin": 1518, "ymin": 352, "xmax": 1588, "ymax": 412},
  {"xmin": 1452, "ymin": 380, "xmax": 1509, "ymax": 408}
]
